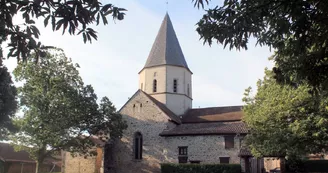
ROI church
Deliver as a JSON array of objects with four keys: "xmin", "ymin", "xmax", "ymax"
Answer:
[{"xmin": 112, "ymin": 13, "xmax": 248, "ymax": 173}]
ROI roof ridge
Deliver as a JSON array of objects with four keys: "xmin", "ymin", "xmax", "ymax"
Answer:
[
  {"xmin": 118, "ymin": 90, "xmax": 141, "ymax": 113},
  {"xmin": 190, "ymin": 105, "xmax": 244, "ymax": 110},
  {"xmin": 140, "ymin": 90, "xmax": 181, "ymax": 124}
]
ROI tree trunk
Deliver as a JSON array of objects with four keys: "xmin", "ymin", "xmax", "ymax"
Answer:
[
  {"xmin": 35, "ymin": 157, "xmax": 45, "ymax": 173},
  {"xmin": 35, "ymin": 145, "xmax": 47, "ymax": 173},
  {"xmin": 35, "ymin": 161, "xmax": 41, "ymax": 173}
]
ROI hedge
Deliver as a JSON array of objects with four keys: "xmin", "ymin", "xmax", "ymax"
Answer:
[
  {"xmin": 161, "ymin": 163, "xmax": 241, "ymax": 173},
  {"xmin": 286, "ymin": 160, "xmax": 328, "ymax": 172}
]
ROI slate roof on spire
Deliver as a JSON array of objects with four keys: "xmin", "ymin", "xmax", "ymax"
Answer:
[{"xmin": 143, "ymin": 13, "xmax": 190, "ymax": 70}]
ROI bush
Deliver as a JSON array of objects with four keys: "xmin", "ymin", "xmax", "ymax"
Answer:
[
  {"xmin": 161, "ymin": 163, "xmax": 241, "ymax": 173},
  {"xmin": 286, "ymin": 160, "xmax": 328, "ymax": 172}
]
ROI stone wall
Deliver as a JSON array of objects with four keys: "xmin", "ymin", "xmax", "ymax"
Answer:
[
  {"xmin": 63, "ymin": 148, "xmax": 103, "ymax": 173},
  {"xmin": 138, "ymin": 65, "xmax": 192, "ymax": 115},
  {"xmin": 163, "ymin": 135, "xmax": 242, "ymax": 164},
  {"xmin": 115, "ymin": 91, "xmax": 242, "ymax": 173},
  {"xmin": 264, "ymin": 157, "xmax": 281, "ymax": 172}
]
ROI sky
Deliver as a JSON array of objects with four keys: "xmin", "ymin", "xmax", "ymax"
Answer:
[{"xmin": 4, "ymin": 0, "xmax": 274, "ymax": 109}]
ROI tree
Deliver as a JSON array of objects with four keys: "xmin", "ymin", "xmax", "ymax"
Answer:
[
  {"xmin": 11, "ymin": 49, "xmax": 127, "ymax": 173},
  {"xmin": 0, "ymin": 65, "xmax": 17, "ymax": 139},
  {"xmin": 193, "ymin": 0, "xmax": 328, "ymax": 90},
  {"xmin": 0, "ymin": 0, "xmax": 126, "ymax": 63},
  {"xmin": 243, "ymin": 70, "xmax": 328, "ymax": 159}
]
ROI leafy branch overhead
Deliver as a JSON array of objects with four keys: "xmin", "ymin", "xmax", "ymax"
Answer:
[
  {"xmin": 192, "ymin": 0, "xmax": 209, "ymax": 9},
  {"xmin": 1, "ymin": 0, "xmax": 126, "ymax": 62},
  {"xmin": 194, "ymin": 0, "xmax": 328, "ymax": 90}
]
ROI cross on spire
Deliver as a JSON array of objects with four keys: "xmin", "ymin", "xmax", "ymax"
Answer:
[{"xmin": 166, "ymin": 0, "xmax": 168, "ymax": 12}]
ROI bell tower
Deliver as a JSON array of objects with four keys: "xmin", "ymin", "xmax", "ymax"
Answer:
[{"xmin": 138, "ymin": 14, "xmax": 192, "ymax": 115}]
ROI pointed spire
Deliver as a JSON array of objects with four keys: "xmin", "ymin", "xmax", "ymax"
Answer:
[{"xmin": 143, "ymin": 14, "xmax": 189, "ymax": 70}]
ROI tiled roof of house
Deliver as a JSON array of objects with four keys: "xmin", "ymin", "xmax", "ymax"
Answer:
[
  {"xmin": 142, "ymin": 90, "xmax": 181, "ymax": 124},
  {"xmin": 0, "ymin": 143, "xmax": 35, "ymax": 163},
  {"xmin": 181, "ymin": 106, "xmax": 244, "ymax": 123},
  {"xmin": 160, "ymin": 121, "xmax": 248, "ymax": 136},
  {"xmin": 0, "ymin": 143, "xmax": 60, "ymax": 164},
  {"xmin": 238, "ymin": 148, "xmax": 253, "ymax": 157},
  {"xmin": 142, "ymin": 13, "xmax": 190, "ymax": 71},
  {"xmin": 81, "ymin": 135, "xmax": 106, "ymax": 147}
]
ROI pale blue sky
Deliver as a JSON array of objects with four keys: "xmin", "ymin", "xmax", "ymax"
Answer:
[{"xmin": 5, "ymin": 0, "xmax": 273, "ymax": 109}]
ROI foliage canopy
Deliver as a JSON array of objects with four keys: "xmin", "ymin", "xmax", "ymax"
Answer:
[
  {"xmin": 0, "ymin": 65, "xmax": 17, "ymax": 139},
  {"xmin": 243, "ymin": 70, "xmax": 328, "ymax": 158},
  {"xmin": 11, "ymin": 49, "xmax": 127, "ymax": 173},
  {"xmin": 0, "ymin": 0, "xmax": 125, "ymax": 62},
  {"xmin": 194, "ymin": 0, "xmax": 328, "ymax": 90}
]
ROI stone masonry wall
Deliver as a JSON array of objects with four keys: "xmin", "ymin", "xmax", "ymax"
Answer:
[
  {"xmin": 163, "ymin": 135, "xmax": 241, "ymax": 164},
  {"xmin": 63, "ymin": 148, "xmax": 103, "ymax": 173},
  {"xmin": 114, "ymin": 91, "xmax": 242, "ymax": 173},
  {"xmin": 63, "ymin": 152, "xmax": 96, "ymax": 173}
]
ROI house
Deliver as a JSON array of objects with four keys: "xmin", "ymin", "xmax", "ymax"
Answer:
[
  {"xmin": 110, "ymin": 13, "xmax": 249, "ymax": 173},
  {"xmin": 0, "ymin": 143, "xmax": 61, "ymax": 173}
]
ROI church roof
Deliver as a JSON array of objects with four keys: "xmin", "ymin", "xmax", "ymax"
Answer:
[
  {"xmin": 160, "ymin": 106, "xmax": 247, "ymax": 136},
  {"xmin": 181, "ymin": 106, "xmax": 244, "ymax": 123},
  {"xmin": 142, "ymin": 90, "xmax": 181, "ymax": 124},
  {"xmin": 119, "ymin": 90, "xmax": 181, "ymax": 124},
  {"xmin": 160, "ymin": 121, "xmax": 248, "ymax": 136},
  {"xmin": 142, "ymin": 13, "xmax": 190, "ymax": 71}
]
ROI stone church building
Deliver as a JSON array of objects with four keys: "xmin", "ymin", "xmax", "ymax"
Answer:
[
  {"xmin": 112, "ymin": 13, "xmax": 248, "ymax": 173},
  {"xmin": 62, "ymin": 14, "xmax": 249, "ymax": 173}
]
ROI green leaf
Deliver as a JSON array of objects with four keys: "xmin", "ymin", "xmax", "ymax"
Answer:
[
  {"xmin": 101, "ymin": 13, "xmax": 108, "ymax": 25},
  {"xmin": 52, "ymin": 16, "xmax": 56, "ymax": 31},
  {"xmin": 104, "ymin": 10, "xmax": 113, "ymax": 16},
  {"xmin": 30, "ymin": 25, "xmax": 40, "ymax": 39},
  {"xmin": 44, "ymin": 15, "xmax": 51, "ymax": 27},
  {"xmin": 82, "ymin": 32, "xmax": 87, "ymax": 43}
]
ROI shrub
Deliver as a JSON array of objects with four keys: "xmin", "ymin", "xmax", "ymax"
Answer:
[
  {"xmin": 286, "ymin": 160, "xmax": 328, "ymax": 172},
  {"xmin": 161, "ymin": 163, "xmax": 241, "ymax": 173}
]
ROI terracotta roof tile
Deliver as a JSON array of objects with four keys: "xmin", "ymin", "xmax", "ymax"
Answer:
[
  {"xmin": 0, "ymin": 143, "xmax": 60, "ymax": 164},
  {"xmin": 238, "ymin": 148, "xmax": 253, "ymax": 157},
  {"xmin": 181, "ymin": 106, "xmax": 244, "ymax": 123},
  {"xmin": 80, "ymin": 135, "xmax": 106, "ymax": 147},
  {"xmin": 160, "ymin": 121, "xmax": 248, "ymax": 136},
  {"xmin": 0, "ymin": 143, "xmax": 35, "ymax": 163}
]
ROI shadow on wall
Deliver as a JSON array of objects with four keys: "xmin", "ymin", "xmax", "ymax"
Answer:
[{"xmin": 109, "ymin": 115, "xmax": 176, "ymax": 173}]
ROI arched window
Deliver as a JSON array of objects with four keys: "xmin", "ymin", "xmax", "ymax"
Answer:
[
  {"xmin": 134, "ymin": 132, "xmax": 143, "ymax": 160},
  {"xmin": 138, "ymin": 103, "xmax": 142, "ymax": 112},
  {"xmin": 173, "ymin": 79, "xmax": 178, "ymax": 93},
  {"xmin": 153, "ymin": 79, "xmax": 157, "ymax": 92}
]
